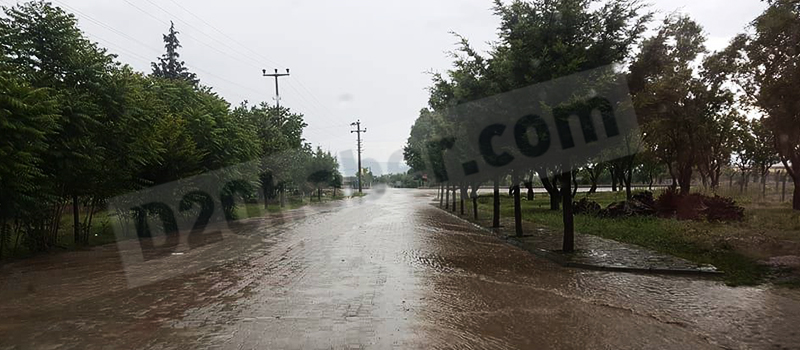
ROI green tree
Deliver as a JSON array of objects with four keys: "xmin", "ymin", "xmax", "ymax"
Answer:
[
  {"xmin": 629, "ymin": 14, "xmax": 731, "ymax": 195},
  {"xmin": 1, "ymin": 1, "xmax": 125, "ymax": 244},
  {"xmin": 751, "ymin": 118, "xmax": 780, "ymax": 197},
  {"xmin": 0, "ymin": 70, "xmax": 58, "ymax": 256},
  {"xmin": 724, "ymin": 0, "xmax": 800, "ymax": 210},
  {"xmin": 151, "ymin": 21, "xmax": 198, "ymax": 85},
  {"xmin": 416, "ymin": 0, "xmax": 651, "ymax": 248}
]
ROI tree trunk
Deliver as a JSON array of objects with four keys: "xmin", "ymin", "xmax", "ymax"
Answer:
[
  {"xmin": 280, "ymin": 189, "xmax": 286, "ymax": 208},
  {"xmin": 782, "ymin": 175, "xmax": 788, "ymax": 202},
  {"xmin": 571, "ymin": 171, "xmax": 578, "ymax": 198},
  {"xmin": 561, "ymin": 175, "xmax": 574, "ymax": 253},
  {"xmin": 0, "ymin": 219, "xmax": 6, "ymax": 260},
  {"xmin": 549, "ymin": 192, "xmax": 560, "ymax": 211},
  {"xmin": 624, "ymin": 172, "xmax": 633, "ymax": 200},
  {"xmin": 445, "ymin": 184, "xmax": 450, "ymax": 210},
  {"xmin": 611, "ymin": 175, "xmax": 618, "ymax": 192},
  {"xmin": 473, "ymin": 195, "xmax": 478, "ymax": 220},
  {"xmin": 84, "ymin": 199, "xmax": 96, "ymax": 243},
  {"xmin": 794, "ymin": 184, "xmax": 800, "ymax": 211},
  {"xmin": 525, "ymin": 181, "xmax": 534, "ymax": 201},
  {"xmin": 513, "ymin": 184, "xmax": 522, "ymax": 237},
  {"xmin": 711, "ymin": 167, "xmax": 721, "ymax": 190},
  {"xmin": 72, "ymin": 194, "xmax": 80, "ymax": 245},
  {"xmin": 268, "ymin": 184, "xmax": 269, "ymax": 210},
  {"xmin": 740, "ymin": 172, "xmax": 747, "ymax": 193},
  {"xmin": 745, "ymin": 173, "xmax": 750, "ymax": 190},
  {"xmin": 460, "ymin": 186, "xmax": 465, "ymax": 215},
  {"xmin": 452, "ymin": 185, "xmax": 457, "ymax": 212},
  {"xmin": 318, "ymin": 187, "xmax": 322, "ymax": 202},
  {"xmin": 539, "ymin": 172, "xmax": 560, "ymax": 211},
  {"xmin": 678, "ymin": 166, "xmax": 692, "ymax": 195},
  {"xmin": 492, "ymin": 180, "xmax": 500, "ymax": 228},
  {"xmin": 668, "ymin": 162, "xmax": 677, "ymax": 190},
  {"xmin": 439, "ymin": 184, "xmax": 444, "ymax": 207}
]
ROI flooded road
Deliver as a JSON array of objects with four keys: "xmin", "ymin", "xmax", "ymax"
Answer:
[{"xmin": 1, "ymin": 188, "xmax": 799, "ymax": 349}]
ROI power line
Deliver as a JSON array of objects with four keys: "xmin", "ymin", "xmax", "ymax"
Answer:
[
  {"xmin": 165, "ymin": 0, "xmax": 281, "ymax": 68},
  {"xmin": 63, "ymin": 1, "xmax": 308, "ymax": 109},
  {"xmin": 53, "ymin": 0, "xmax": 160, "ymax": 56},
  {"xmin": 140, "ymin": 0, "xmax": 264, "ymax": 69},
  {"xmin": 48, "ymin": 0, "xmax": 345, "ymax": 142},
  {"xmin": 162, "ymin": 0, "xmax": 341, "ymax": 123}
]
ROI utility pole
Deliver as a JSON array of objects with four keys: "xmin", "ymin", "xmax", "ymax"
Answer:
[
  {"xmin": 350, "ymin": 120, "xmax": 367, "ymax": 194},
  {"xmin": 262, "ymin": 68, "xmax": 290, "ymax": 108}
]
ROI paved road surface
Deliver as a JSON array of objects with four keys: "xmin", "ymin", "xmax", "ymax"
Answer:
[{"xmin": 1, "ymin": 188, "xmax": 799, "ymax": 349}]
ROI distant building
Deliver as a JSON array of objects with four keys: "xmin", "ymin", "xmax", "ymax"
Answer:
[
  {"xmin": 343, "ymin": 176, "xmax": 357, "ymax": 188},
  {"xmin": 770, "ymin": 162, "xmax": 792, "ymax": 174}
]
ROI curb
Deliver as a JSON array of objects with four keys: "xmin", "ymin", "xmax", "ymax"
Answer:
[{"xmin": 429, "ymin": 201, "xmax": 724, "ymax": 277}]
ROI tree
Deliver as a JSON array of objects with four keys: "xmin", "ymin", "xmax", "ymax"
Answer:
[
  {"xmin": 151, "ymin": 21, "xmax": 198, "ymax": 85},
  {"xmin": 407, "ymin": 0, "xmax": 652, "ymax": 246},
  {"xmin": 1, "ymin": 1, "xmax": 127, "ymax": 244},
  {"xmin": 0, "ymin": 70, "xmax": 58, "ymax": 256},
  {"xmin": 724, "ymin": 0, "xmax": 800, "ymax": 210},
  {"xmin": 694, "ymin": 52, "xmax": 741, "ymax": 190},
  {"xmin": 629, "ymin": 14, "xmax": 731, "ymax": 195},
  {"xmin": 306, "ymin": 147, "xmax": 339, "ymax": 202},
  {"xmin": 581, "ymin": 160, "xmax": 606, "ymax": 195},
  {"xmin": 636, "ymin": 150, "xmax": 665, "ymax": 190},
  {"xmin": 234, "ymin": 102, "xmax": 306, "ymax": 208},
  {"xmin": 733, "ymin": 120, "xmax": 756, "ymax": 193},
  {"xmin": 0, "ymin": 1, "xmax": 316, "ymax": 257},
  {"xmin": 490, "ymin": 0, "xmax": 651, "ymax": 210},
  {"xmin": 751, "ymin": 118, "xmax": 780, "ymax": 197},
  {"xmin": 330, "ymin": 173, "xmax": 343, "ymax": 197}
]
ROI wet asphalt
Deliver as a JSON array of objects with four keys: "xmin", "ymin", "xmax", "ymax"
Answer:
[{"xmin": 1, "ymin": 188, "xmax": 799, "ymax": 349}]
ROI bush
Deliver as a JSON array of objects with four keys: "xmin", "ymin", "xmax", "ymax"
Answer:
[
  {"xmin": 655, "ymin": 189, "xmax": 744, "ymax": 222},
  {"xmin": 574, "ymin": 198, "xmax": 601, "ymax": 215}
]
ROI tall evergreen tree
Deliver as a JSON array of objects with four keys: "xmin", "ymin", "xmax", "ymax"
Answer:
[{"xmin": 151, "ymin": 21, "xmax": 198, "ymax": 85}]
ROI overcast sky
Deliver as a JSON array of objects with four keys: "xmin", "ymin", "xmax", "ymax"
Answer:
[{"xmin": 6, "ymin": 0, "xmax": 768, "ymax": 175}]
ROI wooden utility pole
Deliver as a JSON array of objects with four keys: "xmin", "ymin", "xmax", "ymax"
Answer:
[
  {"xmin": 350, "ymin": 120, "xmax": 367, "ymax": 194},
  {"xmin": 262, "ymin": 68, "xmax": 290, "ymax": 108}
]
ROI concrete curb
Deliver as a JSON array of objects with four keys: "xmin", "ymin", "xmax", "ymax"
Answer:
[{"xmin": 429, "ymin": 201, "xmax": 724, "ymax": 277}]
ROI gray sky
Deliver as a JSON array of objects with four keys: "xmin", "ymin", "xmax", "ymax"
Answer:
[{"xmin": 12, "ymin": 0, "xmax": 768, "ymax": 175}]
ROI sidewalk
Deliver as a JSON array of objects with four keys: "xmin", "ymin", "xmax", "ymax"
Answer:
[{"xmin": 432, "ymin": 202, "xmax": 722, "ymax": 276}]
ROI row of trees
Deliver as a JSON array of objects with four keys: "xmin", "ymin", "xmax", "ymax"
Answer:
[
  {"xmin": 404, "ymin": 0, "xmax": 800, "ymax": 251},
  {"xmin": 0, "ymin": 1, "xmax": 340, "ymax": 258}
]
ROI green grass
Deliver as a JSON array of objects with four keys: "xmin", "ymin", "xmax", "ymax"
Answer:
[
  {"xmin": 233, "ymin": 191, "xmax": 359, "ymax": 219},
  {"xmin": 472, "ymin": 191, "xmax": 792, "ymax": 286},
  {"xmin": 2, "ymin": 190, "xmax": 365, "ymax": 260}
]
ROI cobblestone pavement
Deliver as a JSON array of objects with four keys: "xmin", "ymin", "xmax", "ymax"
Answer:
[{"xmin": 1, "ymin": 188, "xmax": 800, "ymax": 349}]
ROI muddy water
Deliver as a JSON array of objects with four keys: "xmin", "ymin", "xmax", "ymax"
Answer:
[{"xmin": 0, "ymin": 188, "xmax": 798, "ymax": 349}]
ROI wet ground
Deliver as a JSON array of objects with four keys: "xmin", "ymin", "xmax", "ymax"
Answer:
[
  {"xmin": 1, "ymin": 188, "xmax": 800, "ymax": 349},
  {"xmin": 446, "ymin": 213, "xmax": 721, "ymax": 274}
]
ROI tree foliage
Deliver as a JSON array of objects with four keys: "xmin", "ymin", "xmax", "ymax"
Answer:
[{"xmin": 0, "ymin": 1, "xmax": 341, "ymax": 257}]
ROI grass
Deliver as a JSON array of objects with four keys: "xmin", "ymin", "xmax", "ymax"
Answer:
[
  {"xmin": 233, "ymin": 191, "xmax": 358, "ymax": 219},
  {"xmin": 469, "ymin": 188, "xmax": 799, "ymax": 286},
  {"xmin": 1, "ymin": 189, "xmax": 364, "ymax": 260}
]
